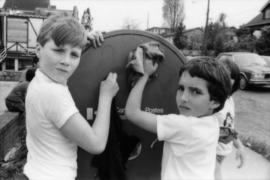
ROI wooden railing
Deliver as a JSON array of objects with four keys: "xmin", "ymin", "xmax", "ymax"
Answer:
[{"xmin": 0, "ymin": 48, "xmax": 7, "ymax": 63}]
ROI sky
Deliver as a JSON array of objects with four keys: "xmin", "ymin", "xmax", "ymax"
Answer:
[{"xmin": 0, "ymin": 0, "xmax": 268, "ymax": 31}]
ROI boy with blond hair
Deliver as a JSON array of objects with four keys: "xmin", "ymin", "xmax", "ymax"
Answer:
[{"xmin": 24, "ymin": 14, "xmax": 119, "ymax": 180}]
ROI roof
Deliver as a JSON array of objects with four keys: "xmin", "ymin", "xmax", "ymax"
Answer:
[
  {"xmin": 3, "ymin": 0, "xmax": 50, "ymax": 11},
  {"xmin": 260, "ymin": 0, "xmax": 270, "ymax": 12},
  {"xmin": 184, "ymin": 27, "xmax": 203, "ymax": 33},
  {"xmin": 0, "ymin": 11, "xmax": 46, "ymax": 18},
  {"xmin": 146, "ymin": 27, "xmax": 170, "ymax": 30},
  {"xmin": 244, "ymin": 0, "xmax": 270, "ymax": 28},
  {"xmin": 243, "ymin": 13, "xmax": 270, "ymax": 28}
]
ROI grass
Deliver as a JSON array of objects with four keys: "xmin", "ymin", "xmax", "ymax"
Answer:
[{"xmin": 239, "ymin": 135, "xmax": 270, "ymax": 161}]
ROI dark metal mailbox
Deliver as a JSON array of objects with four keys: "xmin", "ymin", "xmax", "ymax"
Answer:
[{"xmin": 68, "ymin": 30, "xmax": 186, "ymax": 180}]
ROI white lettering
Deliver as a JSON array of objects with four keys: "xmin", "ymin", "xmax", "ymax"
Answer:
[{"xmin": 144, "ymin": 107, "xmax": 164, "ymax": 114}]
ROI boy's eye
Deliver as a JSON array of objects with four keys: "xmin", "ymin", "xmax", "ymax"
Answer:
[
  {"xmin": 190, "ymin": 88, "xmax": 202, "ymax": 95},
  {"xmin": 177, "ymin": 85, "xmax": 184, "ymax": 91},
  {"xmin": 71, "ymin": 52, "xmax": 80, "ymax": 58},
  {"xmin": 54, "ymin": 48, "xmax": 64, "ymax": 53}
]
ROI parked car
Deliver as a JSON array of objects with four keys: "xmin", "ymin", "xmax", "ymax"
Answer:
[
  {"xmin": 186, "ymin": 56, "xmax": 213, "ymax": 61},
  {"xmin": 261, "ymin": 55, "xmax": 270, "ymax": 67},
  {"xmin": 216, "ymin": 52, "xmax": 270, "ymax": 90}
]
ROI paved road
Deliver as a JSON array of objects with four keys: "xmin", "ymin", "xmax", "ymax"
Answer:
[{"xmin": 223, "ymin": 147, "xmax": 270, "ymax": 180}]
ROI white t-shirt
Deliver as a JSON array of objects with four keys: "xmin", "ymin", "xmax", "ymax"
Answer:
[
  {"xmin": 157, "ymin": 114, "xmax": 219, "ymax": 180},
  {"xmin": 216, "ymin": 97, "xmax": 235, "ymax": 156},
  {"xmin": 24, "ymin": 69, "xmax": 79, "ymax": 180}
]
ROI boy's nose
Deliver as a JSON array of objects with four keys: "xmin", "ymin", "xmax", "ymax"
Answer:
[
  {"xmin": 60, "ymin": 56, "xmax": 71, "ymax": 66},
  {"xmin": 181, "ymin": 91, "xmax": 189, "ymax": 102}
]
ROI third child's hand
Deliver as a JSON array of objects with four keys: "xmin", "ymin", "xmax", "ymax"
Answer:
[
  {"xmin": 86, "ymin": 31, "xmax": 104, "ymax": 48},
  {"xmin": 100, "ymin": 73, "xmax": 119, "ymax": 98},
  {"xmin": 235, "ymin": 149, "xmax": 245, "ymax": 168},
  {"xmin": 143, "ymin": 59, "xmax": 158, "ymax": 77}
]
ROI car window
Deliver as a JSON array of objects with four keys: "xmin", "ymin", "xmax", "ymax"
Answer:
[
  {"xmin": 217, "ymin": 55, "xmax": 232, "ymax": 62},
  {"xmin": 261, "ymin": 56, "xmax": 270, "ymax": 66},
  {"xmin": 234, "ymin": 54, "xmax": 267, "ymax": 66}
]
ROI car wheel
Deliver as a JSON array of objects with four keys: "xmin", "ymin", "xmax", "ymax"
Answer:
[{"xmin": 239, "ymin": 75, "xmax": 248, "ymax": 90}]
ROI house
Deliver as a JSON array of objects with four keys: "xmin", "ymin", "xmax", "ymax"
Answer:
[
  {"xmin": 3, "ymin": 0, "xmax": 50, "ymax": 11},
  {"xmin": 244, "ymin": 0, "xmax": 270, "ymax": 31},
  {"xmin": 146, "ymin": 27, "xmax": 174, "ymax": 43},
  {"xmin": 0, "ymin": 4, "xmax": 72, "ymax": 71},
  {"xmin": 146, "ymin": 27, "xmax": 172, "ymax": 36},
  {"xmin": 0, "ymin": 10, "xmax": 46, "ymax": 71},
  {"xmin": 183, "ymin": 28, "xmax": 203, "ymax": 49},
  {"xmin": 146, "ymin": 27, "xmax": 204, "ymax": 45}
]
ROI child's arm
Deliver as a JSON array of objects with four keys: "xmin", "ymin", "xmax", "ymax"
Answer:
[
  {"xmin": 233, "ymin": 137, "xmax": 246, "ymax": 168},
  {"xmin": 60, "ymin": 73, "xmax": 119, "ymax": 154},
  {"xmin": 125, "ymin": 60, "xmax": 158, "ymax": 133}
]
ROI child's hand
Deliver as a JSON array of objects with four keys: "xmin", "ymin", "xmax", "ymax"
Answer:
[
  {"xmin": 235, "ymin": 148, "xmax": 246, "ymax": 168},
  {"xmin": 100, "ymin": 73, "xmax": 119, "ymax": 98},
  {"xmin": 86, "ymin": 31, "xmax": 104, "ymax": 48},
  {"xmin": 143, "ymin": 59, "xmax": 158, "ymax": 77}
]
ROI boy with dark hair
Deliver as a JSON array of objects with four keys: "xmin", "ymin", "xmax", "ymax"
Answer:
[{"xmin": 125, "ymin": 58, "xmax": 231, "ymax": 179}]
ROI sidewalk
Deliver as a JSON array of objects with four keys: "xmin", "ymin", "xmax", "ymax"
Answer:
[{"xmin": 223, "ymin": 147, "xmax": 270, "ymax": 180}]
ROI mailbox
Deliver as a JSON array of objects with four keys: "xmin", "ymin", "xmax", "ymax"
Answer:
[{"xmin": 68, "ymin": 30, "xmax": 186, "ymax": 180}]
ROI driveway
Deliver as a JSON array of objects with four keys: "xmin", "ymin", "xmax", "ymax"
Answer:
[{"xmin": 223, "ymin": 148, "xmax": 270, "ymax": 180}]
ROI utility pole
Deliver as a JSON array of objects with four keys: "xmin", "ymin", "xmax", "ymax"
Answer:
[
  {"xmin": 202, "ymin": 0, "xmax": 210, "ymax": 55},
  {"xmin": 147, "ymin": 12, "xmax": 149, "ymax": 29}
]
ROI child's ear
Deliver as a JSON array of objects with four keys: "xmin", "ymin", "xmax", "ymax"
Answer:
[
  {"xmin": 36, "ymin": 43, "xmax": 41, "ymax": 58},
  {"xmin": 209, "ymin": 100, "xmax": 220, "ymax": 111}
]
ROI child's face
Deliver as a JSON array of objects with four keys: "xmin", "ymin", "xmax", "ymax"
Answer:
[
  {"xmin": 36, "ymin": 39, "xmax": 82, "ymax": 84},
  {"xmin": 176, "ymin": 71, "xmax": 219, "ymax": 117}
]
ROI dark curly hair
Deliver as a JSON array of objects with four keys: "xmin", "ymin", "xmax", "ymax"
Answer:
[
  {"xmin": 179, "ymin": 58, "xmax": 231, "ymax": 113},
  {"xmin": 219, "ymin": 58, "xmax": 240, "ymax": 95}
]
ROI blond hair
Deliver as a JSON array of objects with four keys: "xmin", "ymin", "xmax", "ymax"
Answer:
[{"xmin": 37, "ymin": 14, "xmax": 87, "ymax": 48}]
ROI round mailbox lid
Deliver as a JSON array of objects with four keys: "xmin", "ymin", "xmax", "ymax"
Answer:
[
  {"xmin": 68, "ymin": 30, "xmax": 186, "ymax": 180},
  {"xmin": 69, "ymin": 30, "xmax": 186, "ymax": 119}
]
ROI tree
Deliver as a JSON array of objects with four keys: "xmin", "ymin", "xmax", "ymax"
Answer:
[
  {"xmin": 214, "ymin": 35, "xmax": 224, "ymax": 56},
  {"xmin": 217, "ymin": 13, "xmax": 227, "ymax": 28},
  {"xmin": 162, "ymin": 0, "xmax": 185, "ymax": 32},
  {"xmin": 236, "ymin": 26, "xmax": 252, "ymax": 37},
  {"xmin": 81, "ymin": 8, "xmax": 93, "ymax": 31},
  {"xmin": 204, "ymin": 13, "xmax": 229, "ymax": 55},
  {"xmin": 234, "ymin": 34, "xmax": 256, "ymax": 52},
  {"xmin": 72, "ymin": 6, "xmax": 79, "ymax": 21},
  {"xmin": 255, "ymin": 27, "xmax": 270, "ymax": 55},
  {"xmin": 233, "ymin": 26, "xmax": 255, "ymax": 52},
  {"xmin": 173, "ymin": 22, "xmax": 187, "ymax": 49}
]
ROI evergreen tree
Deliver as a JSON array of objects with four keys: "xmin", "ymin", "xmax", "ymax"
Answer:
[
  {"xmin": 173, "ymin": 22, "xmax": 187, "ymax": 49},
  {"xmin": 255, "ymin": 27, "xmax": 270, "ymax": 55}
]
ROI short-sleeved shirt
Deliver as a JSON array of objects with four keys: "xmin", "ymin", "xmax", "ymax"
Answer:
[
  {"xmin": 216, "ymin": 97, "xmax": 235, "ymax": 156},
  {"xmin": 157, "ymin": 114, "xmax": 219, "ymax": 180},
  {"xmin": 24, "ymin": 69, "xmax": 79, "ymax": 180}
]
